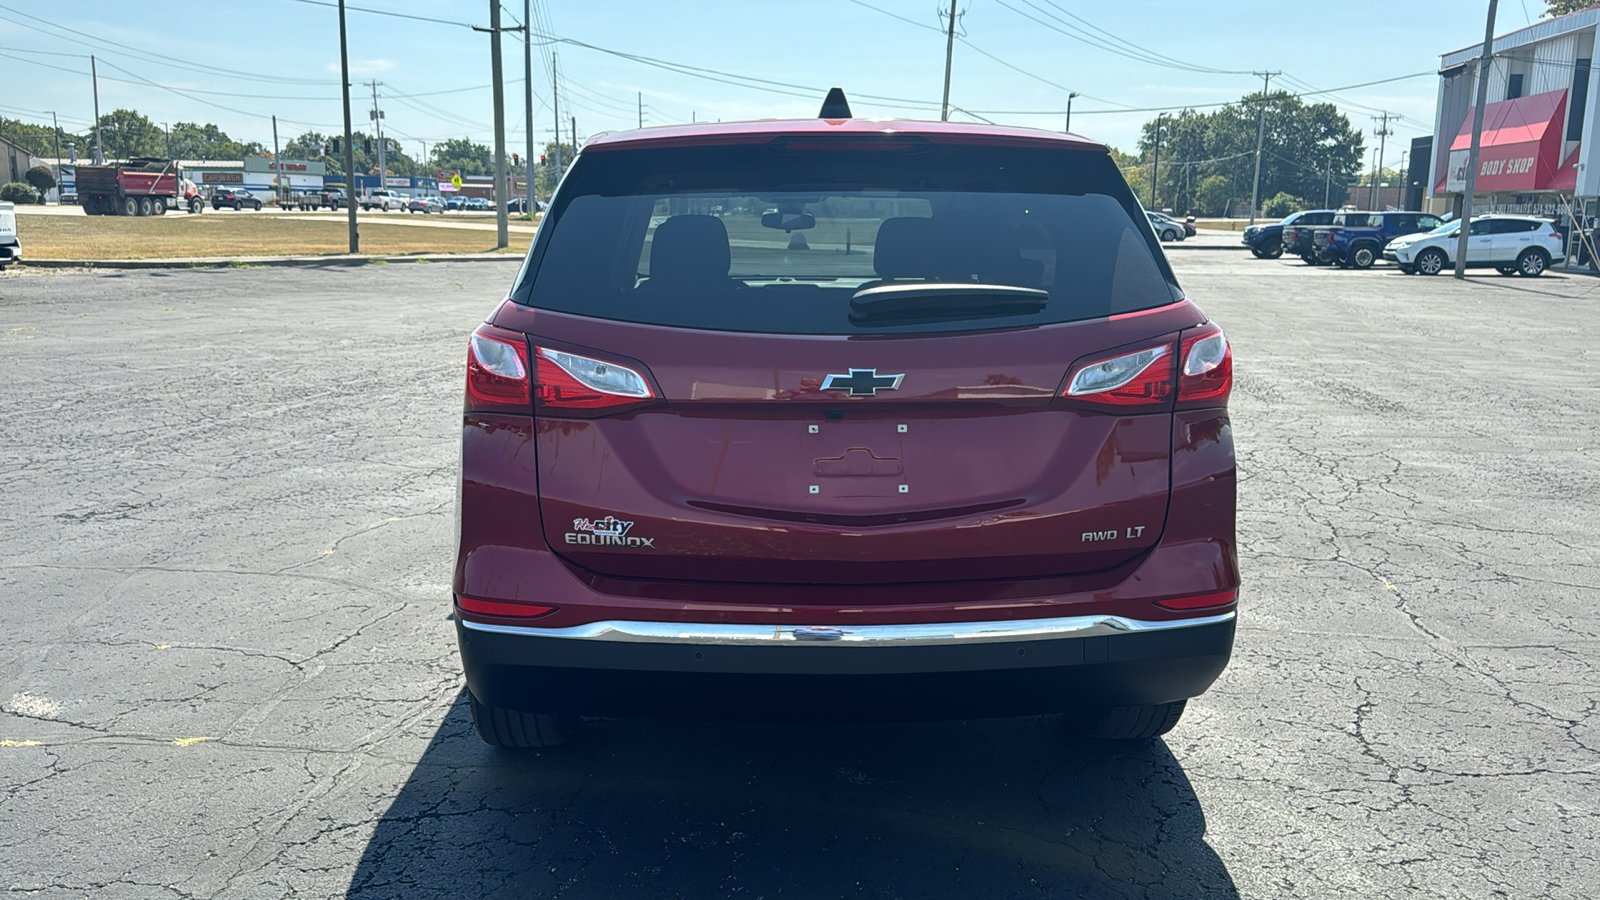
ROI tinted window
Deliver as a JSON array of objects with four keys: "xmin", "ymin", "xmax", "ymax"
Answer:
[
  {"xmin": 1470, "ymin": 220, "xmax": 1492, "ymax": 236},
  {"xmin": 1419, "ymin": 215, "xmax": 1443, "ymax": 230},
  {"xmin": 516, "ymin": 141, "xmax": 1182, "ymax": 335},
  {"xmin": 1303, "ymin": 212, "xmax": 1335, "ymax": 226},
  {"xmin": 1333, "ymin": 213, "xmax": 1371, "ymax": 227}
]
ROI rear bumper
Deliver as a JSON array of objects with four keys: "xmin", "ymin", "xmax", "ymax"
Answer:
[{"xmin": 456, "ymin": 611, "xmax": 1235, "ymax": 719}]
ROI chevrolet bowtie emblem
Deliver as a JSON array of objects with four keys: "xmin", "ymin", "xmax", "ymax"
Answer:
[{"xmin": 821, "ymin": 368, "xmax": 905, "ymax": 397}]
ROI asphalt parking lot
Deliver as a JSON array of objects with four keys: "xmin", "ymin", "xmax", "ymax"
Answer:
[{"xmin": 2, "ymin": 253, "xmax": 1597, "ymax": 898}]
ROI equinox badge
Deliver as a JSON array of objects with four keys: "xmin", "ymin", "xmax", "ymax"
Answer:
[{"xmin": 821, "ymin": 368, "xmax": 905, "ymax": 397}]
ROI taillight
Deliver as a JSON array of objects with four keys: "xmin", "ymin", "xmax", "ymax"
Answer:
[
  {"xmin": 1063, "ymin": 343, "xmax": 1175, "ymax": 408},
  {"xmin": 533, "ymin": 346, "xmax": 656, "ymax": 413},
  {"xmin": 1178, "ymin": 324, "xmax": 1231, "ymax": 406},
  {"xmin": 465, "ymin": 323, "xmax": 530, "ymax": 412},
  {"xmin": 1154, "ymin": 588, "xmax": 1237, "ymax": 611},
  {"xmin": 455, "ymin": 595, "xmax": 557, "ymax": 619}
]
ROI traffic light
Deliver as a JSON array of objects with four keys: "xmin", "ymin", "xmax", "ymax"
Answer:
[
  {"xmin": 540, "ymin": 154, "xmax": 547, "ymax": 166},
  {"xmin": 513, "ymin": 153, "xmax": 520, "ymax": 167},
  {"xmin": 363, "ymin": 139, "xmax": 373, "ymax": 155},
  {"xmin": 329, "ymin": 138, "xmax": 340, "ymax": 155}
]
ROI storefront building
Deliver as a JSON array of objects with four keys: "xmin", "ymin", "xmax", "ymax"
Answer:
[{"xmin": 1429, "ymin": 6, "xmax": 1600, "ymax": 260}]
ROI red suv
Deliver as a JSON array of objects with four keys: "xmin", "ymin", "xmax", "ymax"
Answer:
[{"xmin": 454, "ymin": 92, "xmax": 1237, "ymax": 747}]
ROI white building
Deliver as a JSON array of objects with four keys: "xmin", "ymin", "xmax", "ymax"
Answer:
[{"xmin": 1430, "ymin": 6, "xmax": 1600, "ymax": 240}]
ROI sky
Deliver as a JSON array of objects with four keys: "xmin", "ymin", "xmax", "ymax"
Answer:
[{"xmin": 0, "ymin": 0, "xmax": 1538, "ymax": 171}]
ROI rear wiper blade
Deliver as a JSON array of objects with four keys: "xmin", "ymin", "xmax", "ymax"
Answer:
[{"xmin": 849, "ymin": 283, "xmax": 1048, "ymax": 324}]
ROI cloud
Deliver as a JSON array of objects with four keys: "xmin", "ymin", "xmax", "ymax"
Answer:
[{"xmin": 327, "ymin": 58, "xmax": 395, "ymax": 76}]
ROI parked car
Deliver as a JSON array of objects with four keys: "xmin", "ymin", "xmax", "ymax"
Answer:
[
  {"xmin": 1311, "ymin": 211, "xmax": 1446, "ymax": 268},
  {"xmin": 361, "ymin": 190, "xmax": 407, "ymax": 211},
  {"xmin": 464, "ymin": 197, "xmax": 490, "ymax": 211},
  {"xmin": 446, "ymin": 195, "xmax": 466, "ymax": 211},
  {"xmin": 1384, "ymin": 215, "xmax": 1564, "ymax": 276},
  {"xmin": 407, "ymin": 196, "xmax": 446, "ymax": 214},
  {"xmin": 1279, "ymin": 210, "xmax": 1342, "ymax": 263},
  {"xmin": 0, "ymin": 201, "xmax": 20, "ymax": 271},
  {"xmin": 321, "ymin": 188, "xmax": 348, "ymax": 211},
  {"xmin": 452, "ymin": 91, "xmax": 1238, "ymax": 748},
  {"xmin": 210, "ymin": 187, "xmax": 262, "ymax": 211},
  {"xmin": 1147, "ymin": 211, "xmax": 1186, "ymax": 241},
  {"xmin": 1243, "ymin": 209, "xmax": 1333, "ymax": 259}
]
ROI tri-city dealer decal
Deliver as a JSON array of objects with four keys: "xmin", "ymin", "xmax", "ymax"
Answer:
[{"xmin": 565, "ymin": 515, "xmax": 656, "ymax": 548}]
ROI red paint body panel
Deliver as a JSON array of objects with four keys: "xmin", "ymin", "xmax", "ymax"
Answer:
[
  {"xmin": 488, "ymin": 302, "xmax": 1204, "ymax": 584},
  {"xmin": 453, "ymin": 406, "xmax": 1234, "ymax": 626}
]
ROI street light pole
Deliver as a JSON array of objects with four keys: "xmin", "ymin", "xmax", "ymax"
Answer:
[
  {"xmin": 939, "ymin": 0, "xmax": 958, "ymax": 122},
  {"xmin": 90, "ymin": 55, "xmax": 103, "ymax": 164},
  {"xmin": 523, "ymin": 0, "xmax": 535, "ymax": 215},
  {"xmin": 1249, "ymin": 70, "xmax": 1279, "ymax": 226},
  {"xmin": 337, "ymin": 0, "xmax": 359, "ymax": 252},
  {"xmin": 482, "ymin": 1, "xmax": 509, "ymax": 248},
  {"xmin": 1065, "ymin": 91, "xmax": 1078, "ymax": 133},
  {"xmin": 1457, "ymin": 0, "xmax": 1499, "ymax": 279}
]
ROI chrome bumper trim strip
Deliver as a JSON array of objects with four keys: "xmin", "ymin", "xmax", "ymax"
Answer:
[{"xmin": 459, "ymin": 610, "xmax": 1236, "ymax": 646}]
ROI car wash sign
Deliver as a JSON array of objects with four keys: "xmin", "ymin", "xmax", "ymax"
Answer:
[{"xmin": 1443, "ymin": 89, "xmax": 1567, "ymax": 193}]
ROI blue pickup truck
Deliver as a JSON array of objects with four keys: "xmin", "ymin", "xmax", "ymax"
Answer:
[
  {"xmin": 1312, "ymin": 211, "xmax": 1446, "ymax": 269},
  {"xmin": 1242, "ymin": 209, "xmax": 1335, "ymax": 259}
]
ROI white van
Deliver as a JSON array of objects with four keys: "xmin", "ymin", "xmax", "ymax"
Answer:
[{"xmin": 0, "ymin": 201, "xmax": 20, "ymax": 270}]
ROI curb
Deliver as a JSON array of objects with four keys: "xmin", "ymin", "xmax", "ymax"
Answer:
[{"xmin": 16, "ymin": 253, "xmax": 522, "ymax": 270}]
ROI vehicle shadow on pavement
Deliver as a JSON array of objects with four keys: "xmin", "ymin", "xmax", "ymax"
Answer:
[{"xmin": 347, "ymin": 690, "xmax": 1238, "ymax": 899}]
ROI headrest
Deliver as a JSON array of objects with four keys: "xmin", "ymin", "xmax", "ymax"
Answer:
[
  {"xmin": 873, "ymin": 217, "xmax": 944, "ymax": 279},
  {"xmin": 649, "ymin": 215, "xmax": 731, "ymax": 283}
]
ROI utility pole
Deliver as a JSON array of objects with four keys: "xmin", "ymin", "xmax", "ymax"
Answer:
[
  {"xmin": 338, "ymin": 0, "xmax": 359, "ymax": 252},
  {"xmin": 523, "ymin": 0, "xmax": 535, "ymax": 214},
  {"xmin": 571, "ymin": 115, "xmax": 577, "ymax": 154},
  {"xmin": 476, "ymin": 1, "xmax": 511, "ymax": 248},
  {"xmin": 1064, "ymin": 91, "xmax": 1078, "ymax": 133},
  {"xmin": 551, "ymin": 51, "xmax": 561, "ymax": 176},
  {"xmin": 90, "ymin": 55, "xmax": 103, "ymax": 164},
  {"xmin": 271, "ymin": 115, "xmax": 283, "ymax": 205},
  {"xmin": 1249, "ymin": 70, "xmax": 1280, "ymax": 226},
  {"xmin": 1457, "ymin": 0, "xmax": 1498, "ymax": 278},
  {"xmin": 940, "ymin": 0, "xmax": 958, "ymax": 122},
  {"xmin": 50, "ymin": 111, "xmax": 62, "ymax": 187},
  {"xmin": 1371, "ymin": 112, "xmax": 1394, "ymax": 210},
  {"xmin": 1151, "ymin": 113, "xmax": 1163, "ymax": 210},
  {"xmin": 1368, "ymin": 147, "xmax": 1379, "ymax": 209},
  {"xmin": 369, "ymin": 81, "xmax": 387, "ymax": 191},
  {"xmin": 639, "ymin": 91, "xmax": 644, "ymax": 129},
  {"xmin": 1325, "ymin": 155, "xmax": 1333, "ymax": 208}
]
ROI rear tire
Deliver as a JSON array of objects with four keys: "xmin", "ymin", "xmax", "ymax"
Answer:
[
  {"xmin": 154, "ymin": 200, "xmax": 167, "ymax": 216},
  {"xmin": 137, "ymin": 197, "xmax": 154, "ymax": 217},
  {"xmin": 469, "ymin": 694, "xmax": 576, "ymax": 748},
  {"xmin": 121, "ymin": 196, "xmax": 139, "ymax": 217},
  {"xmin": 1398, "ymin": 264, "xmax": 1415, "ymax": 275},
  {"xmin": 1300, "ymin": 253, "xmax": 1319, "ymax": 265},
  {"xmin": 1349, "ymin": 245, "xmax": 1376, "ymax": 269},
  {"xmin": 1415, "ymin": 248, "xmax": 1447, "ymax": 275},
  {"xmin": 1516, "ymin": 248, "xmax": 1548, "ymax": 277},
  {"xmin": 1496, "ymin": 265, "xmax": 1517, "ymax": 276},
  {"xmin": 1081, "ymin": 700, "xmax": 1187, "ymax": 740}
]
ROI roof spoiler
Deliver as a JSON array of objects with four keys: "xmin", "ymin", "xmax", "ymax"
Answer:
[{"xmin": 819, "ymin": 87, "xmax": 852, "ymax": 119}]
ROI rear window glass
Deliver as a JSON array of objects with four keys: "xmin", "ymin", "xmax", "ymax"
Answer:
[{"xmin": 512, "ymin": 140, "xmax": 1181, "ymax": 335}]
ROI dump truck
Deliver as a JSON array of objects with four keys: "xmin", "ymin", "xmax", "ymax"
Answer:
[{"xmin": 75, "ymin": 158, "xmax": 204, "ymax": 216}]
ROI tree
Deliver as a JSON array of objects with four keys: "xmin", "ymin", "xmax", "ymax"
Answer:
[
  {"xmin": 429, "ymin": 138, "xmax": 493, "ymax": 177},
  {"xmin": 25, "ymin": 165, "xmax": 55, "ymax": 200},
  {"xmin": 1263, "ymin": 192, "xmax": 1301, "ymax": 218},
  {"xmin": 1135, "ymin": 91, "xmax": 1364, "ymax": 215},
  {"xmin": 535, "ymin": 140, "xmax": 576, "ymax": 196},
  {"xmin": 0, "ymin": 182, "xmax": 39, "ymax": 204},
  {"xmin": 1195, "ymin": 175, "xmax": 1233, "ymax": 217},
  {"xmin": 87, "ymin": 109, "xmax": 165, "ymax": 160},
  {"xmin": 169, "ymin": 122, "xmax": 256, "ymax": 161},
  {"xmin": 1, "ymin": 120, "xmax": 65, "ymax": 158},
  {"xmin": 1545, "ymin": 1, "xmax": 1598, "ymax": 15}
]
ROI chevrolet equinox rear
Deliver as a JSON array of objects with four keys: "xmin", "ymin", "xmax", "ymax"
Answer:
[{"xmin": 454, "ymin": 93, "xmax": 1237, "ymax": 747}]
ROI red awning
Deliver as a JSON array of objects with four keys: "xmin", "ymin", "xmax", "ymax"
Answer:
[
  {"xmin": 1549, "ymin": 148, "xmax": 1580, "ymax": 192},
  {"xmin": 1435, "ymin": 89, "xmax": 1569, "ymax": 193}
]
